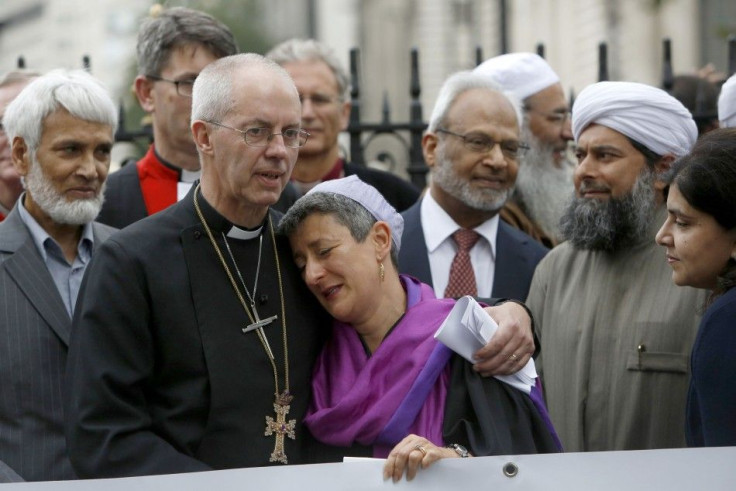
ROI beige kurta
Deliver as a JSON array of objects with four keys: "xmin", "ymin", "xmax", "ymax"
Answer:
[{"xmin": 527, "ymin": 208, "xmax": 706, "ymax": 452}]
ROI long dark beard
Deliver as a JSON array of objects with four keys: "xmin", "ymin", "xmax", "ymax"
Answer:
[{"xmin": 559, "ymin": 168, "xmax": 656, "ymax": 252}]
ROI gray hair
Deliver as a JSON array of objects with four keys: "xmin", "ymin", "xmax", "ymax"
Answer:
[
  {"xmin": 279, "ymin": 192, "xmax": 400, "ymax": 268},
  {"xmin": 191, "ymin": 53, "xmax": 296, "ymax": 123},
  {"xmin": 266, "ymin": 38, "xmax": 349, "ymax": 99},
  {"xmin": 0, "ymin": 70, "xmax": 41, "ymax": 89},
  {"xmin": 136, "ymin": 6, "xmax": 238, "ymax": 77},
  {"xmin": 428, "ymin": 70, "xmax": 522, "ymax": 132},
  {"xmin": 3, "ymin": 69, "xmax": 117, "ymax": 153}
]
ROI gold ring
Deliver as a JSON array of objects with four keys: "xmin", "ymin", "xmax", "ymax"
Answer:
[
  {"xmin": 414, "ymin": 444, "xmax": 427, "ymax": 457},
  {"xmin": 509, "ymin": 353, "xmax": 518, "ymax": 361}
]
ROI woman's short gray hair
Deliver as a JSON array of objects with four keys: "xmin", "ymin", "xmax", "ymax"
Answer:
[
  {"xmin": 279, "ymin": 192, "xmax": 400, "ymax": 268},
  {"xmin": 3, "ymin": 69, "xmax": 117, "ymax": 153}
]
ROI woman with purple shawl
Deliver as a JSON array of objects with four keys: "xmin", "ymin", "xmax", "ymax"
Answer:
[{"xmin": 279, "ymin": 176, "xmax": 560, "ymax": 481}]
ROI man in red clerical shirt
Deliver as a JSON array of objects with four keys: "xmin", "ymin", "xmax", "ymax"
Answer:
[{"xmin": 96, "ymin": 6, "xmax": 237, "ymax": 229}]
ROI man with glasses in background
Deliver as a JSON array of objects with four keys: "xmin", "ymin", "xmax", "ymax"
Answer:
[
  {"xmin": 96, "ymin": 6, "xmax": 237, "ymax": 228},
  {"xmin": 475, "ymin": 53, "xmax": 574, "ymax": 247},
  {"xmin": 266, "ymin": 38, "xmax": 420, "ymax": 212},
  {"xmin": 399, "ymin": 71, "xmax": 548, "ymax": 366}
]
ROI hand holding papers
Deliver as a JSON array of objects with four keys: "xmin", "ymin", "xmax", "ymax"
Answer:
[{"xmin": 434, "ymin": 296, "xmax": 537, "ymax": 393}]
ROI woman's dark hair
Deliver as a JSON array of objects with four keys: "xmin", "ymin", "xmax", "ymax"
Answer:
[{"xmin": 667, "ymin": 128, "xmax": 736, "ymax": 298}]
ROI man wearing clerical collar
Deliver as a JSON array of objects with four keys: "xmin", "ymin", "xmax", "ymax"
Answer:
[
  {"xmin": 0, "ymin": 69, "xmax": 117, "ymax": 482},
  {"xmin": 66, "ymin": 53, "xmax": 537, "ymax": 478},
  {"xmin": 96, "ymin": 6, "xmax": 237, "ymax": 229}
]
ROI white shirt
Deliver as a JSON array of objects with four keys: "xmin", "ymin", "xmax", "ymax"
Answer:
[
  {"xmin": 420, "ymin": 191, "xmax": 498, "ymax": 298},
  {"xmin": 177, "ymin": 168, "xmax": 201, "ymax": 202}
]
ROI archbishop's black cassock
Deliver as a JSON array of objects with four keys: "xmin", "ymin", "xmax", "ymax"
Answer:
[{"xmin": 66, "ymin": 185, "xmax": 333, "ymax": 478}]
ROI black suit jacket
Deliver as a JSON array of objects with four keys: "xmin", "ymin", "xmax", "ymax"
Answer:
[
  {"xmin": 97, "ymin": 160, "xmax": 147, "ymax": 229},
  {"xmin": 66, "ymin": 186, "xmax": 331, "ymax": 478},
  {"xmin": 399, "ymin": 199, "xmax": 548, "ymax": 301}
]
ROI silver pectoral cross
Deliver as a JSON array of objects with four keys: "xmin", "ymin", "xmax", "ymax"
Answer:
[
  {"xmin": 242, "ymin": 310, "xmax": 278, "ymax": 360},
  {"xmin": 242, "ymin": 314, "xmax": 278, "ymax": 334}
]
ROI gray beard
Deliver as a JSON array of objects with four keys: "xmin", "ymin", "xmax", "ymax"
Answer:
[
  {"xmin": 431, "ymin": 144, "xmax": 510, "ymax": 212},
  {"xmin": 559, "ymin": 167, "xmax": 656, "ymax": 252},
  {"xmin": 25, "ymin": 154, "xmax": 105, "ymax": 225},
  {"xmin": 514, "ymin": 130, "xmax": 574, "ymax": 241}
]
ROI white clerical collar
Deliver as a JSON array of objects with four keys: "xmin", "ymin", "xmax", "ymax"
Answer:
[
  {"xmin": 180, "ymin": 169, "xmax": 201, "ymax": 183},
  {"xmin": 226, "ymin": 224, "xmax": 263, "ymax": 241}
]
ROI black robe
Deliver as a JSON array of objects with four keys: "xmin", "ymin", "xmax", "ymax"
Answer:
[
  {"xmin": 67, "ymin": 184, "xmax": 334, "ymax": 478},
  {"xmin": 311, "ymin": 355, "xmax": 560, "ymax": 462}
]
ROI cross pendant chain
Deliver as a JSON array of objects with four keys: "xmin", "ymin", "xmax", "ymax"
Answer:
[
  {"xmin": 264, "ymin": 391, "xmax": 296, "ymax": 464},
  {"xmin": 193, "ymin": 188, "xmax": 294, "ymax": 466}
]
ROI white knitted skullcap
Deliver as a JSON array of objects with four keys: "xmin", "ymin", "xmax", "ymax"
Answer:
[{"xmin": 474, "ymin": 52, "xmax": 560, "ymax": 101}]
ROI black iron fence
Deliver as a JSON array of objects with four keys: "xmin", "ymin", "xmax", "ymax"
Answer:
[{"xmin": 13, "ymin": 36, "xmax": 736, "ymax": 188}]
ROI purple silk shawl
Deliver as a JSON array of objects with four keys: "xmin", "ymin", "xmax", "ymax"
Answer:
[{"xmin": 304, "ymin": 275, "xmax": 455, "ymax": 457}]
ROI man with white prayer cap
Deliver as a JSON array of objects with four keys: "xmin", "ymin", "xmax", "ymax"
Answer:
[
  {"xmin": 475, "ymin": 53, "xmax": 574, "ymax": 248},
  {"xmin": 525, "ymin": 81, "xmax": 707, "ymax": 452},
  {"xmin": 718, "ymin": 73, "xmax": 736, "ymax": 128}
]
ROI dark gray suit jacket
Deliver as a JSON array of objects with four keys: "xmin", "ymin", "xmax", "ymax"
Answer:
[
  {"xmin": 399, "ymin": 199, "xmax": 548, "ymax": 302},
  {"xmin": 0, "ymin": 204, "xmax": 115, "ymax": 482}
]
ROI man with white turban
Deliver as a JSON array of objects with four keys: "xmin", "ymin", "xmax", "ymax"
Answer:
[
  {"xmin": 526, "ymin": 81, "xmax": 707, "ymax": 451},
  {"xmin": 475, "ymin": 53, "xmax": 574, "ymax": 247},
  {"xmin": 718, "ymin": 73, "xmax": 736, "ymax": 128}
]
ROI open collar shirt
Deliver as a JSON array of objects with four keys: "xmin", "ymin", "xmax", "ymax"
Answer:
[{"xmin": 18, "ymin": 195, "xmax": 94, "ymax": 318}]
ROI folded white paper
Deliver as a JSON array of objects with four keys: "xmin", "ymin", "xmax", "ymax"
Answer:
[{"xmin": 434, "ymin": 296, "xmax": 537, "ymax": 394}]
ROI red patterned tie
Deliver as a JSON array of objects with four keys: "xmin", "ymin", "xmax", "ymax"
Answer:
[{"xmin": 444, "ymin": 229, "xmax": 480, "ymax": 298}]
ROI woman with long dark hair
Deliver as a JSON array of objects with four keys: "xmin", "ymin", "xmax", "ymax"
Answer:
[{"xmin": 656, "ymin": 128, "xmax": 736, "ymax": 446}]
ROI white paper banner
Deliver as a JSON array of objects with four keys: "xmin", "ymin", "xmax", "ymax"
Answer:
[{"xmin": 4, "ymin": 447, "xmax": 735, "ymax": 490}]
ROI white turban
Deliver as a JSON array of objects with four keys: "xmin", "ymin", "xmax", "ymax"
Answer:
[
  {"xmin": 474, "ymin": 52, "xmax": 560, "ymax": 102},
  {"xmin": 572, "ymin": 81, "xmax": 697, "ymax": 158},
  {"xmin": 718, "ymin": 73, "xmax": 736, "ymax": 128}
]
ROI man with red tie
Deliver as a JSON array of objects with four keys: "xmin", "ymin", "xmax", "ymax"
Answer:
[{"xmin": 399, "ymin": 70, "xmax": 547, "ymax": 313}]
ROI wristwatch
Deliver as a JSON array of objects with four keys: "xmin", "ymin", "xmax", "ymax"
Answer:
[{"xmin": 446, "ymin": 443, "xmax": 470, "ymax": 458}]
